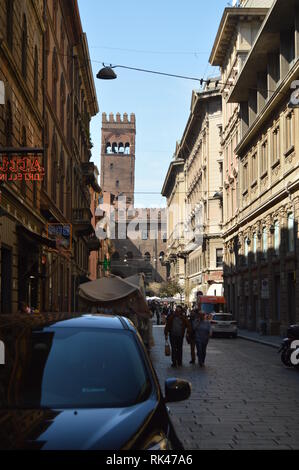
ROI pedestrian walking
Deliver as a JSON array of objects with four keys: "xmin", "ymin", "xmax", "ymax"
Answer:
[
  {"xmin": 186, "ymin": 308, "xmax": 198, "ymax": 364},
  {"xmin": 164, "ymin": 305, "xmax": 191, "ymax": 368},
  {"xmin": 155, "ymin": 302, "xmax": 161, "ymax": 325},
  {"xmin": 193, "ymin": 311, "xmax": 212, "ymax": 367}
]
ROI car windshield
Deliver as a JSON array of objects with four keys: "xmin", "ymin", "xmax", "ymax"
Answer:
[
  {"xmin": 201, "ymin": 303, "xmax": 227, "ymax": 314},
  {"xmin": 0, "ymin": 328, "xmax": 152, "ymax": 409},
  {"xmin": 213, "ymin": 315, "xmax": 233, "ymax": 321}
]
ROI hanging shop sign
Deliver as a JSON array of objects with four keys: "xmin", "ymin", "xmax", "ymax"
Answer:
[
  {"xmin": 0, "ymin": 156, "xmax": 45, "ymax": 181},
  {"xmin": 47, "ymin": 224, "xmax": 72, "ymax": 252}
]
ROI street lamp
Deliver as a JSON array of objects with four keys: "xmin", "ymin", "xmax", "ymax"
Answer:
[{"xmin": 97, "ymin": 63, "xmax": 220, "ymax": 86}]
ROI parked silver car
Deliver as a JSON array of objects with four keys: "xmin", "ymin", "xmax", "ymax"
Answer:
[{"xmin": 210, "ymin": 313, "xmax": 238, "ymax": 338}]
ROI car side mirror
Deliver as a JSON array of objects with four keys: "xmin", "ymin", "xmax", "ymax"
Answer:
[{"xmin": 164, "ymin": 378, "xmax": 191, "ymax": 403}]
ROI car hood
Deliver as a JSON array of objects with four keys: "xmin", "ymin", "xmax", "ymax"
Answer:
[{"xmin": 0, "ymin": 399, "xmax": 158, "ymax": 450}]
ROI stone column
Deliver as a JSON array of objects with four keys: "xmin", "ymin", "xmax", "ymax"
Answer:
[
  {"xmin": 280, "ymin": 32, "xmax": 290, "ymax": 81},
  {"xmin": 257, "ymin": 72, "xmax": 267, "ymax": 114}
]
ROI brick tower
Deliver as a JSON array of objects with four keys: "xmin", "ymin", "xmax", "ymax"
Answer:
[{"xmin": 101, "ymin": 112, "xmax": 136, "ymax": 206}]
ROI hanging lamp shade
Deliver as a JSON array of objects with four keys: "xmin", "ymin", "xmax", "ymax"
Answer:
[{"xmin": 96, "ymin": 66, "xmax": 117, "ymax": 80}]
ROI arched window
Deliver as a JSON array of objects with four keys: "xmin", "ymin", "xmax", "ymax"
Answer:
[
  {"xmin": 6, "ymin": 0, "xmax": 14, "ymax": 50},
  {"xmin": 67, "ymin": 45, "xmax": 72, "ymax": 85},
  {"xmin": 60, "ymin": 74, "xmax": 65, "ymax": 130},
  {"xmin": 51, "ymin": 134, "xmax": 58, "ymax": 202},
  {"xmin": 53, "ymin": 0, "xmax": 58, "ymax": 31},
  {"xmin": 66, "ymin": 163, "xmax": 72, "ymax": 219},
  {"xmin": 262, "ymin": 227, "xmax": 268, "ymax": 259},
  {"xmin": 59, "ymin": 149, "xmax": 64, "ymax": 214},
  {"xmin": 125, "ymin": 143, "xmax": 130, "ymax": 154},
  {"xmin": 112, "ymin": 142, "xmax": 118, "ymax": 153},
  {"xmin": 43, "ymin": 115, "xmax": 49, "ymax": 190},
  {"xmin": 21, "ymin": 126, "xmax": 27, "ymax": 195},
  {"xmin": 105, "ymin": 142, "xmax": 112, "ymax": 154},
  {"xmin": 118, "ymin": 142, "xmax": 124, "ymax": 153},
  {"xmin": 60, "ymin": 19, "xmax": 65, "ymax": 53},
  {"xmin": 21, "ymin": 14, "xmax": 27, "ymax": 79},
  {"xmin": 144, "ymin": 252, "xmax": 151, "ymax": 262},
  {"xmin": 112, "ymin": 252, "xmax": 120, "ymax": 260},
  {"xmin": 44, "ymin": 26, "xmax": 50, "ymax": 81},
  {"xmin": 274, "ymin": 220, "xmax": 280, "ymax": 255},
  {"xmin": 52, "ymin": 48, "xmax": 58, "ymax": 112},
  {"xmin": 66, "ymin": 95, "xmax": 71, "ymax": 145},
  {"xmin": 34, "ymin": 46, "xmax": 38, "ymax": 101},
  {"xmin": 5, "ymin": 100, "xmax": 13, "ymax": 146}
]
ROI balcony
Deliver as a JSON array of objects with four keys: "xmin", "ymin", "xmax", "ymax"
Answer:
[
  {"xmin": 81, "ymin": 162, "xmax": 101, "ymax": 192},
  {"xmin": 72, "ymin": 208, "xmax": 94, "ymax": 236},
  {"xmin": 86, "ymin": 234, "xmax": 101, "ymax": 252}
]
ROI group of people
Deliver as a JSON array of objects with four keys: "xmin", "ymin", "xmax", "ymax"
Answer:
[{"xmin": 164, "ymin": 305, "xmax": 212, "ymax": 368}]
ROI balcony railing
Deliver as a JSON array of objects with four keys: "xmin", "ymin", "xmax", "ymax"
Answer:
[{"xmin": 72, "ymin": 208, "xmax": 94, "ymax": 235}]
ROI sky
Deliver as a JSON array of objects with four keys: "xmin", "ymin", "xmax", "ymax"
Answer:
[{"xmin": 77, "ymin": 0, "xmax": 229, "ymax": 207}]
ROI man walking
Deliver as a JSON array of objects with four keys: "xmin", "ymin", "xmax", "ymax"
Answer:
[
  {"xmin": 186, "ymin": 308, "xmax": 198, "ymax": 364},
  {"xmin": 193, "ymin": 311, "xmax": 212, "ymax": 367},
  {"xmin": 164, "ymin": 305, "xmax": 190, "ymax": 367}
]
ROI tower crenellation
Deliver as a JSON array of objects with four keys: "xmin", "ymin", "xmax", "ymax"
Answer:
[{"xmin": 101, "ymin": 112, "xmax": 135, "ymax": 124}]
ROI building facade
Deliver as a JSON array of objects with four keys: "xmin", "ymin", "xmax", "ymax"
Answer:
[
  {"xmin": 0, "ymin": 0, "xmax": 99, "ymax": 314},
  {"xmin": 161, "ymin": 153, "xmax": 186, "ymax": 288},
  {"xmin": 210, "ymin": 0, "xmax": 299, "ymax": 334},
  {"xmin": 162, "ymin": 85, "xmax": 224, "ymax": 302},
  {"xmin": 183, "ymin": 86, "xmax": 223, "ymax": 302}
]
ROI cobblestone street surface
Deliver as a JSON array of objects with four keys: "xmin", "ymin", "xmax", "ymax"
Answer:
[{"xmin": 150, "ymin": 325, "xmax": 299, "ymax": 450}]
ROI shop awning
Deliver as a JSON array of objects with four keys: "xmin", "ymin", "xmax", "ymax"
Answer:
[{"xmin": 17, "ymin": 225, "xmax": 56, "ymax": 248}]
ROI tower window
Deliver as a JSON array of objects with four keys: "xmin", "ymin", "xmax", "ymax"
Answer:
[{"xmin": 116, "ymin": 180, "xmax": 119, "ymax": 188}]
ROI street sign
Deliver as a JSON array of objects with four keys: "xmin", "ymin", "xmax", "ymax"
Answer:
[{"xmin": 47, "ymin": 223, "xmax": 72, "ymax": 251}]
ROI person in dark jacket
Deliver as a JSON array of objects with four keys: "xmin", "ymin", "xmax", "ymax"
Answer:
[
  {"xmin": 186, "ymin": 308, "xmax": 198, "ymax": 364},
  {"xmin": 193, "ymin": 311, "xmax": 212, "ymax": 367},
  {"xmin": 164, "ymin": 305, "xmax": 191, "ymax": 367}
]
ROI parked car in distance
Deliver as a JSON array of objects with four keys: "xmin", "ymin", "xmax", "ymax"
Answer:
[
  {"xmin": 0, "ymin": 313, "xmax": 191, "ymax": 450},
  {"xmin": 210, "ymin": 313, "xmax": 238, "ymax": 338}
]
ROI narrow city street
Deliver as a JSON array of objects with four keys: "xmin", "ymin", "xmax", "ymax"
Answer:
[{"xmin": 151, "ymin": 324, "xmax": 299, "ymax": 450}]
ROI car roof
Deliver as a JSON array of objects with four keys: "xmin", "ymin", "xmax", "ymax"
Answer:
[
  {"xmin": 212, "ymin": 313, "xmax": 232, "ymax": 316},
  {"xmin": 0, "ymin": 313, "xmax": 136, "ymax": 331}
]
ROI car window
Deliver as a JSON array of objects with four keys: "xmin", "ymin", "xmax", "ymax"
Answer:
[
  {"xmin": 213, "ymin": 315, "xmax": 232, "ymax": 321},
  {"xmin": 0, "ymin": 328, "xmax": 152, "ymax": 409}
]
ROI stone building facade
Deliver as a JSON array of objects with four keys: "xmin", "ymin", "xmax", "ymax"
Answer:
[
  {"xmin": 161, "ymin": 153, "xmax": 186, "ymax": 288},
  {"xmin": 182, "ymin": 86, "xmax": 223, "ymax": 302},
  {"xmin": 162, "ymin": 85, "xmax": 224, "ymax": 302},
  {"xmin": 0, "ymin": 0, "xmax": 99, "ymax": 314},
  {"xmin": 210, "ymin": 0, "xmax": 299, "ymax": 334}
]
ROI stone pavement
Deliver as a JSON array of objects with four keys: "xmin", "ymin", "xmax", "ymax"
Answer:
[
  {"xmin": 150, "ymin": 325, "xmax": 299, "ymax": 450},
  {"xmin": 238, "ymin": 329, "xmax": 282, "ymax": 349}
]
